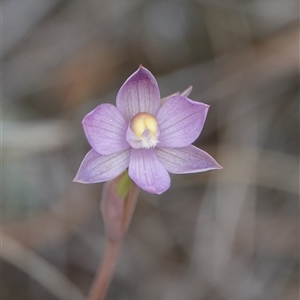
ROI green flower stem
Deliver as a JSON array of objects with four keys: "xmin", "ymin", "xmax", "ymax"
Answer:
[{"xmin": 88, "ymin": 181, "xmax": 140, "ymax": 300}]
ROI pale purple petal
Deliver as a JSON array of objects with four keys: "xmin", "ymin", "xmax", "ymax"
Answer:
[
  {"xmin": 74, "ymin": 149, "xmax": 130, "ymax": 183},
  {"xmin": 116, "ymin": 66, "xmax": 161, "ymax": 122},
  {"xmin": 180, "ymin": 86, "xmax": 193, "ymax": 97},
  {"xmin": 128, "ymin": 149, "xmax": 170, "ymax": 194},
  {"xmin": 82, "ymin": 104, "xmax": 129, "ymax": 155},
  {"xmin": 157, "ymin": 96, "xmax": 209, "ymax": 148},
  {"xmin": 156, "ymin": 145, "xmax": 222, "ymax": 174}
]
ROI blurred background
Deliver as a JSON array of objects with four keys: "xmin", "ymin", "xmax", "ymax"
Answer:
[{"xmin": 2, "ymin": 0, "xmax": 299, "ymax": 299}]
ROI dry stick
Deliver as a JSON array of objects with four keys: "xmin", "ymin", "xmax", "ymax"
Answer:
[{"xmin": 88, "ymin": 183, "xmax": 140, "ymax": 300}]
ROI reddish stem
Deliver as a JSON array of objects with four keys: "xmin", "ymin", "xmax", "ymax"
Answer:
[{"xmin": 88, "ymin": 183, "xmax": 139, "ymax": 300}]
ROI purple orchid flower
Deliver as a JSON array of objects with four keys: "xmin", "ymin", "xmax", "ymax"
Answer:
[{"xmin": 74, "ymin": 66, "xmax": 222, "ymax": 194}]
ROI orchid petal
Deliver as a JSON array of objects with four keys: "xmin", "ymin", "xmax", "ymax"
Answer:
[
  {"xmin": 128, "ymin": 149, "xmax": 170, "ymax": 194},
  {"xmin": 116, "ymin": 66, "xmax": 161, "ymax": 121},
  {"xmin": 82, "ymin": 104, "xmax": 129, "ymax": 155},
  {"xmin": 180, "ymin": 86, "xmax": 193, "ymax": 97},
  {"xmin": 157, "ymin": 96, "xmax": 209, "ymax": 148},
  {"xmin": 156, "ymin": 145, "xmax": 222, "ymax": 174},
  {"xmin": 74, "ymin": 149, "xmax": 130, "ymax": 183}
]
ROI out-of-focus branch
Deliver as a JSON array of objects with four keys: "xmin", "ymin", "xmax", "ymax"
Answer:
[{"xmin": 1, "ymin": 234, "xmax": 86, "ymax": 300}]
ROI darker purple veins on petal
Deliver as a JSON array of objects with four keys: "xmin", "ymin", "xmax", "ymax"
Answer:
[
  {"xmin": 82, "ymin": 104, "xmax": 129, "ymax": 155},
  {"xmin": 129, "ymin": 148, "xmax": 170, "ymax": 194},
  {"xmin": 157, "ymin": 96, "xmax": 209, "ymax": 148},
  {"xmin": 116, "ymin": 66, "xmax": 161, "ymax": 122},
  {"xmin": 74, "ymin": 66, "xmax": 222, "ymax": 194},
  {"xmin": 74, "ymin": 149, "xmax": 130, "ymax": 183}
]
